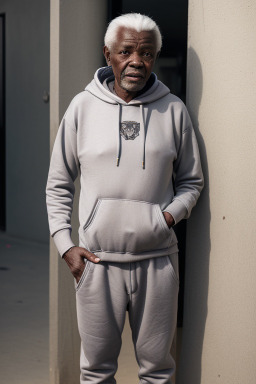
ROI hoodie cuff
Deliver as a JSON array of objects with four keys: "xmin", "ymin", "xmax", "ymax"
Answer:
[
  {"xmin": 164, "ymin": 199, "xmax": 188, "ymax": 225},
  {"xmin": 52, "ymin": 228, "xmax": 75, "ymax": 257}
]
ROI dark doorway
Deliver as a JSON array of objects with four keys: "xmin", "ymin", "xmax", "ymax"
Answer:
[{"xmin": 0, "ymin": 14, "xmax": 6, "ymax": 231}]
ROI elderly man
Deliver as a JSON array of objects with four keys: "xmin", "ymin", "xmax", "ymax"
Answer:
[{"xmin": 46, "ymin": 13, "xmax": 203, "ymax": 384}]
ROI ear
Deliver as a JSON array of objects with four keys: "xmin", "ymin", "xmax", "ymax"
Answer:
[
  {"xmin": 156, "ymin": 51, "xmax": 161, "ymax": 59},
  {"xmin": 103, "ymin": 46, "xmax": 111, "ymax": 66}
]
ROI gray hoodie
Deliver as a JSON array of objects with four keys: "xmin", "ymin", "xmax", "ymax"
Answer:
[{"xmin": 46, "ymin": 67, "xmax": 204, "ymax": 261}]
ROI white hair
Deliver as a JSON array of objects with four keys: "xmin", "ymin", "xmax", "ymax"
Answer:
[{"xmin": 104, "ymin": 13, "xmax": 162, "ymax": 52}]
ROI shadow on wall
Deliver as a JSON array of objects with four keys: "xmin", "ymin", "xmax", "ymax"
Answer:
[{"xmin": 176, "ymin": 47, "xmax": 211, "ymax": 384}]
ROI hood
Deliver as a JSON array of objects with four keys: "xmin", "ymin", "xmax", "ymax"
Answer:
[
  {"xmin": 85, "ymin": 66, "xmax": 170, "ymax": 169},
  {"xmin": 85, "ymin": 66, "xmax": 170, "ymax": 105}
]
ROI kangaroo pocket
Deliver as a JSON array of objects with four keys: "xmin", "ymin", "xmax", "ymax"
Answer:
[{"xmin": 83, "ymin": 198, "xmax": 171, "ymax": 254}]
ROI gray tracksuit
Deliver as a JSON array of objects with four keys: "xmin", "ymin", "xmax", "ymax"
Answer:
[{"xmin": 46, "ymin": 66, "xmax": 204, "ymax": 383}]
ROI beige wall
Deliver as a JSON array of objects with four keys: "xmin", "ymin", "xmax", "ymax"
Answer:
[
  {"xmin": 49, "ymin": 1, "xmax": 107, "ymax": 383},
  {"xmin": 177, "ymin": 1, "xmax": 256, "ymax": 383}
]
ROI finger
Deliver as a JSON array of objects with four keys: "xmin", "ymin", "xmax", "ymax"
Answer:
[
  {"xmin": 64, "ymin": 251, "xmax": 84, "ymax": 272},
  {"xmin": 75, "ymin": 264, "xmax": 85, "ymax": 283},
  {"xmin": 82, "ymin": 249, "xmax": 101, "ymax": 263},
  {"xmin": 75, "ymin": 275, "xmax": 81, "ymax": 284}
]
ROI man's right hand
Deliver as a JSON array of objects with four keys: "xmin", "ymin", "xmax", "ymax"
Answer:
[{"xmin": 63, "ymin": 246, "xmax": 101, "ymax": 283}]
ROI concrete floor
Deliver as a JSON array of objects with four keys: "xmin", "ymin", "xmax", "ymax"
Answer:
[{"xmin": 0, "ymin": 232, "xmax": 49, "ymax": 384}]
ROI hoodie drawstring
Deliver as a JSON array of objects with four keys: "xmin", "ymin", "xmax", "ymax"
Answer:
[
  {"xmin": 140, "ymin": 104, "xmax": 146, "ymax": 169},
  {"xmin": 116, "ymin": 103, "xmax": 121, "ymax": 166},
  {"xmin": 116, "ymin": 103, "xmax": 146, "ymax": 169}
]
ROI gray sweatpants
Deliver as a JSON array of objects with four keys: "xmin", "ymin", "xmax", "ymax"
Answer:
[{"xmin": 75, "ymin": 254, "xmax": 179, "ymax": 384}]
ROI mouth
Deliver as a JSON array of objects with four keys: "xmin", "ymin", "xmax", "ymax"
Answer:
[
  {"xmin": 124, "ymin": 73, "xmax": 144, "ymax": 81},
  {"xmin": 125, "ymin": 72, "xmax": 143, "ymax": 77}
]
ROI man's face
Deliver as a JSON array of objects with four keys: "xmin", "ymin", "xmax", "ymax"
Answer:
[{"xmin": 104, "ymin": 27, "xmax": 158, "ymax": 101}]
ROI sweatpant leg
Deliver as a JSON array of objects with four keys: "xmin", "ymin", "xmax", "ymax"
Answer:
[
  {"xmin": 75, "ymin": 261, "xmax": 129, "ymax": 384},
  {"xmin": 128, "ymin": 254, "xmax": 179, "ymax": 384}
]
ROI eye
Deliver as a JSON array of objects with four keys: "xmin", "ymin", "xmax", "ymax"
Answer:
[
  {"xmin": 120, "ymin": 50, "xmax": 129, "ymax": 55},
  {"xmin": 143, "ymin": 52, "xmax": 152, "ymax": 57}
]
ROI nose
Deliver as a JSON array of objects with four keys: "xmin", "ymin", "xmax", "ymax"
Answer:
[{"xmin": 129, "ymin": 52, "xmax": 143, "ymax": 68}]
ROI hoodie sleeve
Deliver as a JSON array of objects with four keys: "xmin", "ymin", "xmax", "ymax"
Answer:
[
  {"xmin": 46, "ymin": 112, "xmax": 80, "ymax": 257},
  {"xmin": 164, "ymin": 106, "xmax": 204, "ymax": 225}
]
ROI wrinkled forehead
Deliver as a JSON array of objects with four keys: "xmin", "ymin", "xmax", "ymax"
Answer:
[{"xmin": 114, "ymin": 27, "xmax": 157, "ymax": 49}]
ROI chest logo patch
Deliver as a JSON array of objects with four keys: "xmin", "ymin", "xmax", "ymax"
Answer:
[{"xmin": 120, "ymin": 121, "xmax": 140, "ymax": 140}]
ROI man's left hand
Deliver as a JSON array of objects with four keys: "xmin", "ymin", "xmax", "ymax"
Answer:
[{"xmin": 163, "ymin": 211, "xmax": 175, "ymax": 228}]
